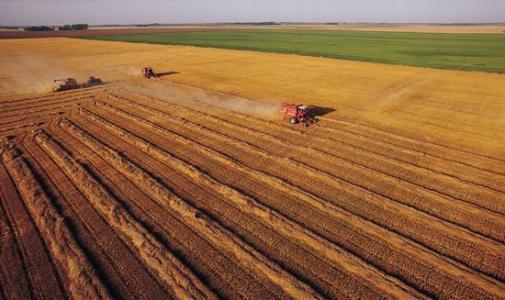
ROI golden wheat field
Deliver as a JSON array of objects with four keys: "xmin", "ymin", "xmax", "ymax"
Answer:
[{"xmin": 1, "ymin": 38, "xmax": 505, "ymax": 299}]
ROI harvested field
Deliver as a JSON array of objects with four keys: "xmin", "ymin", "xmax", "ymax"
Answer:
[{"xmin": 1, "ymin": 37, "xmax": 505, "ymax": 298}]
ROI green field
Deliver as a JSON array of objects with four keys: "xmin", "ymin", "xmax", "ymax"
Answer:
[{"xmin": 87, "ymin": 30, "xmax": 505, "ymax": 73}]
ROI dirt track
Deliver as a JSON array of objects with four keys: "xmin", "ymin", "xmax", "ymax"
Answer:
[{"xmin": 1, "ymin": 79, "xmax": 504, "ymax": 298}]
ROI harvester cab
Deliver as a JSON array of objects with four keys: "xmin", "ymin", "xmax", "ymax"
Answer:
[
  {"xmin": 280, "ymin": 103, "xmax": 315, "ymax": 127},
  {"xmin": 142, "ymin": 67, "xmax": 157, "ymax": 79},
  {"xmin": 53, "ymin": 78, "xmax": 80, "ymax": 92}
]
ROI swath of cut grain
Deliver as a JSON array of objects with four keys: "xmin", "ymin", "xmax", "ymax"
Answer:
[
  {"xmin": 0, "ymin": 194, "xmax": 31, "ymax": 299},
  {"xmin": 319, "ymin": 117, "xmax": 505, "ymax": 174},
  {"xmin": 22, "ymin": 134, "xmax": 172, "ymax": 299},
  {"xmin": 47, "ymin": 121, "xmax": 286, "ymax": 299},
  {"xmin": 72, "ymin": 106, "xmax": 426, "ymax": 299},
  {"xmin": 101, "ymin": 93, "xmax": 505, "ymax": 283},
  {"xmin": 81, "ymin": 102, "xmax": 504, "ymax": 292},
  {"xmin": 118, "ymin": 92, "xmax": 505, "ymax": 221},
  {"xmin": 0, "ymin": 156, "xmax": 64, "ymax": 299},
  {"xmin": 170, "ymin": 99, "xmax": 505, "ymax": 233},
  {"xmin": 182, "ymin": 97, "xmax": 505, "ymax": 195},
  {"xmin": 303, "ymin": 122, "xmax": 505, "ymax": 193},
  {"xmin": 32, "ymin": 130, "xmax": 216, "ymax": 299},
  {"xmin": 118, "ymin": 92, "xmax": 505, "ymax": 242},
  {"xmin": 57, "ymin": 116, "xmax": 337, "ymax": 300},
  {"xmin": 0, "ymin": 145, "xmax": 111, "ymax": 299},
  {"xmin": 89, "ymin": 98, "xmax": 505, "ymax": 297}
]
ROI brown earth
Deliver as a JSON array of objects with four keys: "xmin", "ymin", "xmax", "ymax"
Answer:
[
  {"xmin": 2, "ymin": 24, "xmax": 504, "ymax": 39},
  {"xmin": 1, "ymin": 38, "xmax": 505, "ymax": 298},
  {"xmin": 0, "ymin": 26, "xmax": 220, "ymax": 39}
]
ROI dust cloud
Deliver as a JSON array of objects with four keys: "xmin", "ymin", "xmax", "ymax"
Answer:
[
  {"xmin": 127, "ymin": 80, "xmax": 282, "ymax": 120},
  {"xmin": 0, "ymin": 54, "xmax": 80, "ymax": 96}
]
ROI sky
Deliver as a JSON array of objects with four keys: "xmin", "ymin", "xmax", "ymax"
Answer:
[{"xmin": 0, "ymin": 0, "xmax": 504, "ymax": 26}]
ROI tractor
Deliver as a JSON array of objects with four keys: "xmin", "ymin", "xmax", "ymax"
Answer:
[
  {"xmin": 280, "ymin": 103, "xmax": 315, "ymax": 127},
  {"xmin": 142, "ymin": 67, "xmax": 158, "ymax": 79}
]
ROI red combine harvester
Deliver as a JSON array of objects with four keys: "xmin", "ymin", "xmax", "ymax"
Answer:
[
  {"xmin": 53, "ymin": 78, "xmax": 80, "ymax": 92},
  {"xmin": 142, "ymin": 67, "xmax": 158, "ymax": 79},
  {"xmin": 280, "ymin": 103, "xmax": 315, "ymax": 127},
  {"xmin": 53, "ymin": 77, "xmax": 102, "ymax": 92}
]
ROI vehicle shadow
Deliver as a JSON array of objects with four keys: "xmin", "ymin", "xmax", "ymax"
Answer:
[
  {"xmin": 156, "ymin": 71, "xmax": 179, "ymax": 78},
  {"xmin": 307, "ymin": 106, "xmax": 336, "ymax": 118}
]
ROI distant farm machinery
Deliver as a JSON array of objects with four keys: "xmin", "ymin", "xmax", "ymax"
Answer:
[
  {"xmin": 142, "ymin": 67, "xmax": 159, "ymax": 79},
  {"xmin": 53, "ymin": 76, "xmax": 102, "ymax": 92}
]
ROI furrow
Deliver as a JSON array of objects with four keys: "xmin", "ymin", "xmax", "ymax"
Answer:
[
  {"xmin": 164, "ymin": 102, "xmax": 505, "ymax": 223},
  {"xmin": 183, "ymin": 98, "xmax": 505, "ymax": 195},
  {"xmin": 309, "ymin": 125, "xmax": 505, "ymax": 192},
  {"xmin": 61, "ymin": 114, "xmax": 419, "ymax": 299},
  {"xmin": 383, "ymin": 108, "xmax": 505, "ymax": 140},
  {"xmin": 98, "ymin": 95, "xmax": 505, "ymax": 279},
  {"xmin": 48, "ymin": 120, "xmax": 291, "ymax": 299},
  {"xmin": 113, "ymin": 93, "xmax": 505, "ymax": 217},
  {"xmin": 54, "ymin": 119, "xmax": 326, "ymax": 299},
  {"xmin": 33, "ymin": 130, "xmax": 216, "ymax": 299},
  {"xmin": 0, "ymin": 145, "xmax": 111, "ymax": 299},
  {"xmin": 71, "ymin": 109, "xmax": 386, "ymax": 299},
  {"xmin": 0, "ymin": 194, "xmax": 31, "ymax": 299},
  {"xmin": 83, "ymin": 102, "xmax": 505, "ymax": 297},
  {"xmin": 0, "ymin": 89, "xmax": 98, "ymax": 108},
  {"xmin": 104, "ymin": 95, "xmax": 505, "ymax": 243},
  {"xmin": 0, "ymin": 103, "xmax": 77, "ymax": 119},
  {"xmin": 118, "ymin": 85, "xmax": 505, "ymax": 172},
  {"xmin": 22, "ymin": 134, "xmax": 171, "ymax": 299},
  {"xmin": 0, "ymin": 155, "xmax": 64, "ymax": 299},
  {"xmin": 0, "ymin": 112, "xmax": 61, "ymax": 127},
  {"xmin": 320, "ymin": 117, "xmax": 505, "ymax": 166},
  {"xmin": 0, "ymin": 96, "xmax": 91, "ymax": 114}
]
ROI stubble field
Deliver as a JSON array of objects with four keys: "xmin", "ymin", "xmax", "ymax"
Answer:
[{"xmin": 1, "ymin": 37, "xmax": 505, "ymax": 299}]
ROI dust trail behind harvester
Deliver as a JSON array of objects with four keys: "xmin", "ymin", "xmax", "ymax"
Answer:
[
  {"xmin": 0, "ymin": 54, "xmax": 77, "ymax": 96},
  {"xmin": 127, "ymin": 80, "xmax": 282, "ymax": 120}
]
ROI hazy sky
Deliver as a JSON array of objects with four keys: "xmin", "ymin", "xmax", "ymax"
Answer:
[{"xmin": 1, "ymin": 0, "xmax": 504, "ymax": 26}]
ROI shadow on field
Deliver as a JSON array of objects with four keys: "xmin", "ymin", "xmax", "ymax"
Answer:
[
  {"xmin": 156, "ymin": 71, "xmax": 179, "ymax": 78},
  {"xmin": 307, "ymin": 106, "xmax": 336, "ymax": 117}
]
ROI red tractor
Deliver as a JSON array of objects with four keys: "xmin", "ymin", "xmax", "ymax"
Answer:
[
  {"xmin": 142, "ymin": 67, "xmax": 158, "ymax": 79},
  {"xmin": 280, "ymin": 103, "xmax": 315, "ymax": 127}
]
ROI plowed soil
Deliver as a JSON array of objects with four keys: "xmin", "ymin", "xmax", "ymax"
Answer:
[{"xmin": 1, "ymin": 38, "xmax": 505, "ymax": 298}]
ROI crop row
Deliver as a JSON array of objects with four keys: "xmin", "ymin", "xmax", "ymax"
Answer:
[
  {"xmin": 33, "ymin": 130, "xmax": 216, "ymax": 299},
  {"xmin": 84, "ymin": 99, "xmax": 504, "ymax": 297},
  {"xmin": 105, "ymin": 94, "xmax": 503, "ymax": 246},
  {"xmin": 0, "ymin": 144, "xmax": 110, "ymax": 299},
  {"xmin": 57, "ymin": 117, "xmax": 326, "ymax": 299}
]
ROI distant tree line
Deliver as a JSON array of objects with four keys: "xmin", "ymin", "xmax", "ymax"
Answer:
[
  {"xmin": 24, "ymin": 24, "xmax": 88, "ymax": 31},
  {"xmin": 24, "ymin": 25, "xmax": 53, "ymax": 31},
  {"xmin": 58, "ymin": 24, "xmax": 89, "ymax": 31}
]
